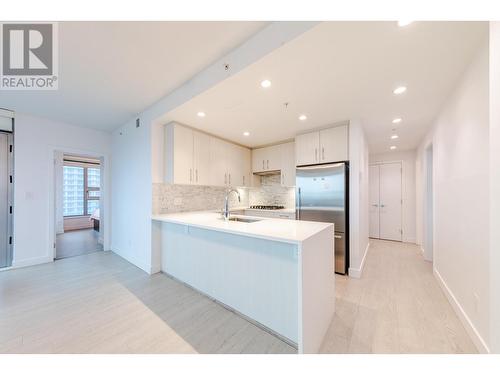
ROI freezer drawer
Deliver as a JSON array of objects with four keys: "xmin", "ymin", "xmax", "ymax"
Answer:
[{"xmin": 334, "ymin": 231, "xmax": 346, "ymax": 275}]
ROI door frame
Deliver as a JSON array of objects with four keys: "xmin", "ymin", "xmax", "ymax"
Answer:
[
  {"xmin": 48, "ymin": 146, "xmax": 110, "ymax": 260},
  {"xmin": 369, "ymin": 160, "xmax": 403, "ymax": 241}
]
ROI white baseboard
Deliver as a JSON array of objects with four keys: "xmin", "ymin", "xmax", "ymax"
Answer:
[
  {"xmin": 348, "ymin": 242, "xmax": 370, "ymax": 279},
  {"xmin": 433, "ymin": 267, "xmax": 489, "ymax": 353},
  {"xmin": 9, "ymin": 255, "xmax": 53, "ymax": 270}
]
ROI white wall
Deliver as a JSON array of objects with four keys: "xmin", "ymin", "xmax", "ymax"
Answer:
[
  {"xmin": 112, "ymin": 22, "xmax": 319, "ymax": 274},
  {"xmin": 416, "ymin": 42, "xmax": 490, "ymax": 352},
  {"xmin": 12, "ymin": 113, "xmax": 111, "ymax": 268},
  {"xmin": 489, "ymin": 21, "xmax": 500, "ymax": 354},
  {"xmin": 370, "ymin": 150, "xmax": 416, "ymax": 243},
  {"xmin": 348, "ymin": 119, "xmax": 369, "ymax": 278}
]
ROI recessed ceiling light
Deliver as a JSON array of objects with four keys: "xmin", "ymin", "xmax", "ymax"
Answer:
[
  {"xmin": 392, "ymin": 118, "xmax": 402, "ymax": 124},
  {"xmin": 197, "ymin": 111, "xmax": 206, "ymax": 118},
  {"xmin": 243, "ymin": 131, "xmax": 250, "ymax": 136},
  {"xmin": 390, "ymin": 145, "xmax": 397, "ymax": 150},
  {"xmin": 391, "ymin": 134, "xmax": 399, "ymax": 140},
  {"xmin": 260, "ymin": 79, "xmax": 271, "ymax": 88},
  {"xmin": 398, "ymin": 21, "xmax": 413, "ymax": 27},
  {"xmin": 393, "ymin": 86, "xmax": 407, "ymax": 95},
  {"xmin": 299, "ymin": 115, "xmax": 307, "ymax": 121}
]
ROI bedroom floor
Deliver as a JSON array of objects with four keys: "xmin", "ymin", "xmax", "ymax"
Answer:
[{"xmin": 56, "ymin": 229, "xmax": 103, "ymax": 260}]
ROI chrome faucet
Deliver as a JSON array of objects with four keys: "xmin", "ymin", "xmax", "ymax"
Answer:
[{"xmin": 222, "ymin": 188, "xmax": 241, "ymax": 220}]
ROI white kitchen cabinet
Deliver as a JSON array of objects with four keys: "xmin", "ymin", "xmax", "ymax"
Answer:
[
  {"xmin": 166, "ymin": 122, "xmax": 252, "ymax": 187},
  {"xmin": 295, "ymin": 131, "xmax": 320, "ymax": 166},
  {"xmin": 165, "ymin": 123, "xmax": 194, "ymax": 185},
  {"xmin": 252, "ymin": 144, "xmax": 282, "ymax": 173},
  {"xmin": 295, "ymin": 124, "xmax": 349, "ymax": 166},
  {"xmin": 280, "ymin": 142, "xmax": 296, "ymax": 187},
  {"xmin": 193, "ymin": 131, "xmax": 211, "ymax": 185},
  {"xmin": 319, "ymin": 125, "xmax": 348, "ymax": 163},
  {"xmin": 209, "ymin": 137, "xmax": 229, "ymax": 187}
]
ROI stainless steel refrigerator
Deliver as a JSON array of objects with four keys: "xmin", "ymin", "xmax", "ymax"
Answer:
[{"xmin": 296, "ymin": 162, "xmax": 349, "ymax": 274}]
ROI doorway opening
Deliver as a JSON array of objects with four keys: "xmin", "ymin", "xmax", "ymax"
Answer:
[
  {"xmin": 55, "ymin": 153, "xmax": 103, "ymax": 260},
  {"xmin": 424, "ymin": 144, "xmax": 434, "ymax": 262},
  {"xmin": 369, "ymin": 161, "xmax": 403, "ymax": 241}
]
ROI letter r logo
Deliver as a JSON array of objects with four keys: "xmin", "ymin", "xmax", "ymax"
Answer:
[{"xmin": 2, "ymin": 24, "xmax": 53, "ymax": 75}]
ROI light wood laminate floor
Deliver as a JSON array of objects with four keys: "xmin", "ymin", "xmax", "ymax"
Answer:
[
  {"xmin": 56, "ymin": 229, "xmax": 103, "ymax": 260},
  {"xmin": 319, "ymin": 240, "xmax": 477, "ymax": 353},
  {"xmin": 0, "ymin": 240, "xmax": 476, "ymax": 353}
]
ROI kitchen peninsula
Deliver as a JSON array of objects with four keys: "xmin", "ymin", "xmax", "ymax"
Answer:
[{"xmin": 152, "ymin": 211, "xmax": 335, "ymax": 353}]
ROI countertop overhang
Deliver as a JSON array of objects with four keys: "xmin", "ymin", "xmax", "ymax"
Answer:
[{"xmin": 152, "ymin": 211, "xmax": 333, "ymax": 244}]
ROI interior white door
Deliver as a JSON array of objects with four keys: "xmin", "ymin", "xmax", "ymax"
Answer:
[
  {"xmin": 369, "ymin": 165, "xmax": 380, "ymax": 238},
  {"xmin": 379, "ymin": 162, "xmax": 402, "ymax": 241}
]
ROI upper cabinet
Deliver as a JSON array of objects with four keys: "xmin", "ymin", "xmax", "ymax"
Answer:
[
  {"xmin": 251, "ymin": 142, "xmax": 296, "ymax": 187},
  {"xmin": 295, "ymin": 124, "xmax": 349, "ymax": 166},
  {"xmin": 280, "ymin": 142, "xmax": 296, "ymax": 187},
  {"xmin": 252, "ymin": 144, "xmax": 281, "ymax": 173},
  {"xmin": 165, "ymin": 122, "xmax": 251, "ymax": 188}
]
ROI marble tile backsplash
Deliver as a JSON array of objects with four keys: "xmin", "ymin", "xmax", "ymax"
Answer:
[
  {"xmin": 152, "ymin": 183, "xmax": 249, "ymax": 215},
  {"xmin": 248, "ymin": 174, "xmax": 295, "ymax": 208},
  {"xmin": 152, "ymin": 174, "xmax": 295, "ymax": 215}
]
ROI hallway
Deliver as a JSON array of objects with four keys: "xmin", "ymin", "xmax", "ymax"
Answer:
[{"xmin": 320, "ymin": 240, "xmax": 477, "ymax": 353}]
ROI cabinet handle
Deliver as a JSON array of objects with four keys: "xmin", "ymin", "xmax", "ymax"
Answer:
[
  {"xmin": 229, "ymin": 173, "xmax": 231, "ymax": 185},
  {"xmin": 315, "ymin": 148, "xmax": 318, "ymax": 161},
  {"xmin": 243, "ymin": 175, "xmax": 245, "ymax": 186},
  {"xmin": 334, "ymin": 235, "xmax": 342, "ymax": 239},
  {"xmin": 224, "ymin": 173, "xmax": 227, "ymax": 185},
  {"xmin": 262, "ymin": 160, "xmax": 265, "ymax": 170},
  {"xmin": 196, "ymin": 169, "xmax": 198, "ymax": 182},
  {"xmin": 267, "ymin": 160, "xmax": 269, "ymax": 169},
  {"xmin": 322, "ymin": 147, "xmax": 325, "ymax": 160},
  {"xmin": 190, "ymin": 168, "xmax": 192, "ymax": 182}
]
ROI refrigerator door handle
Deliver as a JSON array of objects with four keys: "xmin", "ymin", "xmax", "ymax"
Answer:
[{"xmin": 296, "ymin": 187, "xmax": 301, "ymax": 220}]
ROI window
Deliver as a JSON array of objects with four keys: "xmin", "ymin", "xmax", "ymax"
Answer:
[{"xmin": 63, "ymin": 164, "xmax": 100, "ymax": 217}]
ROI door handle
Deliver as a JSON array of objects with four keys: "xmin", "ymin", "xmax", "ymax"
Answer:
[
  {"xmin": 372, "ymin": 204, "xmax": 379, "ymax": 207},
  {"xmin": 296, "ymin": 187, "xmax": 301, "ymax": 220},
  {"xmin": 380, "ymin": 204, "xmax": 385, "ymax": 208}
]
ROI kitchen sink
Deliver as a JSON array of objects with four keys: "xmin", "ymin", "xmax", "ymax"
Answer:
[{"xmin": 222, "ymin": 216, "xmax": 262, "ymax": 223}]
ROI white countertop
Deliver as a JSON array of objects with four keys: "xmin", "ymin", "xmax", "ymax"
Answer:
[{"xmin": 152, "ymin": 211, "xmax": 333, "ymax": 244}]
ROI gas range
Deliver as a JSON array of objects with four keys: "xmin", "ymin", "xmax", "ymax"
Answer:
[{"xmin": 249, "ymin": 205, "xmax": 285, "ymax": 210}]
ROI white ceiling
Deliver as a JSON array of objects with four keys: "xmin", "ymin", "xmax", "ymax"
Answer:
[
  {"xmin": 166, "ymin": 22, "xmax": 488, "ymax": 153},
  {"xmin": 0, "ymin": 21, "xmax": 267, "ymax": 131}
]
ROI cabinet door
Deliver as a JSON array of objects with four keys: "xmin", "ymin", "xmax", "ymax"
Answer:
[
  {"xmin": 226, "ymin": 142, "xmax": 243, "ymax": 187},
  {"xmin": 266, "ymin": 144, "xmax": 282, "ymax": 171},
  {"xmin": 252, "ymin": 147, "xmax": 268, "ymax": 173},
  {"xmin": 319, "ymin": 125, "xmax": 348, "ymax": 163},
  {"xmin": 172, "ymin": 124, "xmax": 194, "ymax": 184},
  {"xmin": 209, "ymin": 137, "xmax": 228, "ymax": 187},
  {"xmin": 295, "ymin": 131, "xmax": 320, "ymax": 166},
  {"xmin": 241, "ymin": 147, "xmax": 252, "ymax": 187},
  {"xmin": 193, "ymin": 131, "xmax": 211, "ymax": 185},
  {"xmin": 280, "ymin": 142, "xmax": 296, "ymax": 187}
]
